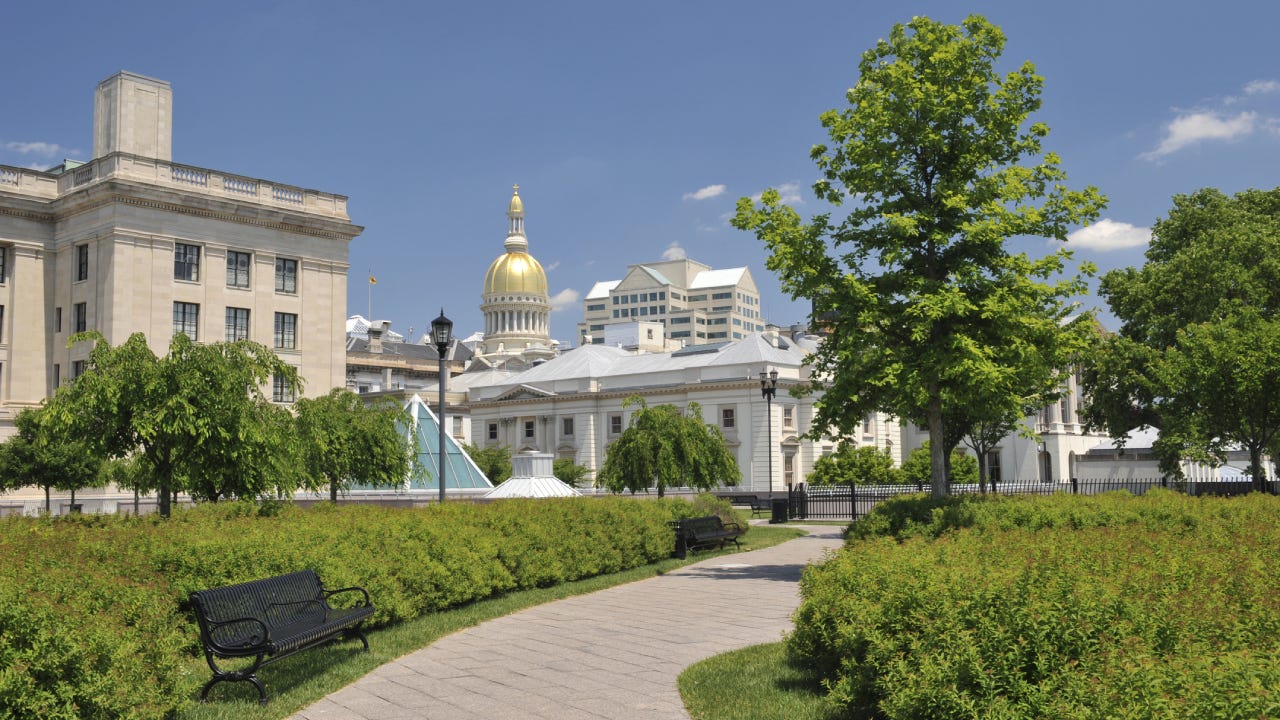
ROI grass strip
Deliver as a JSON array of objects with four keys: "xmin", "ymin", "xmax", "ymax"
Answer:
[
  {"xmin": 680, "ymin": 641, "xmax": 839, "ymax": 720},
  {"xmin": 181, "ymin": 525, "xmax": 805, "ymax": 720}
]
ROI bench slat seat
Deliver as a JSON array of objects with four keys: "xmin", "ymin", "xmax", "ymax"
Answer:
[
  {"xmin": 672, "ymin": 515, "xmax": 744, "ymax": 556},
  {"xmin": 189, "ymin": 570, "xmax": 373, "ymax": 704}
]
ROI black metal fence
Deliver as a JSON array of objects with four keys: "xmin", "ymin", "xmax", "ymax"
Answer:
[{"xmin": 785, "ymin": 478, "xmax": 1280, "ymax": 522}]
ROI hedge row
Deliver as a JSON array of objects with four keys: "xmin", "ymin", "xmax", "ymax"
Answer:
[
  {"xmin": 792, "ymin": 490, "xmax": 1280, "ymax": 719},
  {"xmin": 0, "ymin": 496, "xmax": 697, "ymax": 719}
]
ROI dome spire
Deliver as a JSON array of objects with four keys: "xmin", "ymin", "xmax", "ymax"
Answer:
[{"xmin": 505, "ymin": 184, "xmax": 527, "ymax": 251}]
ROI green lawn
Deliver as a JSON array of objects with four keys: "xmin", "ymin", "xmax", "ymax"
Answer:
[
  {"xmin": 680, "ymin": 642, "xmax": 839, "ymax": 720},
  {"xmin": 181, "ymin": 525, "xmax": 805, "ymax": 720}
]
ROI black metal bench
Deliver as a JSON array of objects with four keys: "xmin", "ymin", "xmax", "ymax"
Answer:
[
  {"xmin": 724, "ymin": 494, "xmax": 771, "ymax": 517},
  {"xmin": 672, "ymin": 515, "xmax": 744, "ymax": 557},
  {"xmin": 188, "ymin": 569, "xmax": 374, "ymax": 704}
]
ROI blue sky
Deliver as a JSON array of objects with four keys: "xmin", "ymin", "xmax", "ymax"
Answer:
[{"xmin": 4, "ymin": 0, "xmax": 1279, "ymax": 343}]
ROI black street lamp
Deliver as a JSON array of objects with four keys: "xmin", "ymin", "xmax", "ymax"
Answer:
[
  {"xmin": 760, "ymin": 368, "xmax": 778, "ymax": 495},
  {"xmin": 431, "ymin": 309, "xmax": 453, "ymax": 504}
]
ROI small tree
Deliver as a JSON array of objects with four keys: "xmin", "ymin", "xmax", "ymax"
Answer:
[
  {"xmin": 463, "ymin": 444, "xmax": 513, "ymax": 485},
  {"xmin": 552, "ymin": 458, "xmax": 591, "ymax": 488},
  {"xmin": 295, "ymin": 389, "xmax": 417, "ymax": 502},
  {"xmin": 808, "ymin": 444, "xmax": 898, "ymax": 486},
  {"xmin": 598, "ymin": 396, "xmax": 740, "ymax": 497},
  {"xmin": 0, "ymin": 408, "xmax": 103, "ymax": 513},
  {"xmin": 899, "ymin": 442, "xmax": 978, "ymax": 488}
]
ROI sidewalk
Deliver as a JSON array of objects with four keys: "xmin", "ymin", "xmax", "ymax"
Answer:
[{"xmin": 291, "ymin": 525, "xmax": 845, "ymax": 720}]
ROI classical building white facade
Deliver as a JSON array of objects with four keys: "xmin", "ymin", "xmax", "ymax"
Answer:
[
  {"xmin": 465, "ymin": 330, "xmax": 902, "ymax": 493},
  {"xmin": 576, "ymin": 259, "xmax": 767, "ymax": 348},
  {"xmin": 476, "ymin": 186, "xmax": 556, "ymax": 368},
  {"xmin": 0, "ymin": 71, "xmax": 360, "ymax": 437}
]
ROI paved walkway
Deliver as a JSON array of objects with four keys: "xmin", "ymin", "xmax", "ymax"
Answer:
[{"xmin": 291, "ymin": 526, "xmax": 845, "ymax": 720}]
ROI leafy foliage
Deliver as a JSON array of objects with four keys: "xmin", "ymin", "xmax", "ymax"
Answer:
[
  {"xmin": 463, "ymin": 443, "xmax": 513, "ymax": 484},
  {"xmin": 295, "ymin": 388, "xmax": 418, "ymax": 502},
  {"xmin": 796, "ymin": 491, "xmax": 1280, "ymax": 718},
  {"xmin": 0, "ymin": 497, "xmax": 685, "ymax": 718},
  {"xmin": 1083, "ymin": 187, "xmax": 1280, "ymax": 488},
  {"xmin": 897, "ymin": 441, "xmax": 978, "ymax": 488},
  {"xmin": 733, "ymin": 15, "xmax": 1103, "ymax": 498},
  {"xmin": 40, "ymin": 333, "xmax": 301, "ymax": 515},
  {"xmin": 552, "ymin": 458, "xmax": 591, "ymax": 488},
  {"xmin": 598, "ymin": 396, "xmax": 741, "ymax": 497},
  {"xmin": 807, "ymin": 444, "xmax": 898, "ymax": 486},
  {"xmin": 0, "ymin": 407, "xmax": 102, "ymax": 511}
]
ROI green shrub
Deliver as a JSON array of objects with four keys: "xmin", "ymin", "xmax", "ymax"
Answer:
[
  {"xmin": 674, "ymin": 492, "xmax": 751, "ymax": 534},
  {"xmin": 794, "ymin": 492, "xmax": 1280, "ymax": 718},
  {"xmin": 0, "ymin": 496, "xmax": 685, "ymax": 719}
]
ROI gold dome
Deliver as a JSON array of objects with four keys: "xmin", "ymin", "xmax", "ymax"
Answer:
[
  {"xmin": 508, "ymin": 185, "xmax": 524, "ymax": 214},
  {"xmin": 484, "ymin": 251, "xmax": 548, "ymax": 296}
]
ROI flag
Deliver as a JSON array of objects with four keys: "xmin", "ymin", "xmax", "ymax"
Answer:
[{"xmin": 369, "ymin": 275, "xmax": 377, "ymax": 285}]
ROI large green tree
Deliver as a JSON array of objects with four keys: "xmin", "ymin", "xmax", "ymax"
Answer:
[
  {"xmin": 0, "ymin": 407, "xmax": 102, "ymax": 513},
  {"xmin": 294, "ymin": 388, "xmax": 418, "ymax": 502},
  {"xmin": 463, "ymin": 443, "xmax": 513, "ymax": 485},
  {"xmin": 1083, "ymin": 188, "xmax": 1280, "ymax": 489},
  {"xmin": 42, "ymin": 332, "xmax": 301, "ymax": 515},
  {"xmin": 734, "ymin": 15, "xmax": 1103, "ymax": 498},
  {"xmin": 598, "ymin": 397, "xmax": 740, "ymax": 497}
]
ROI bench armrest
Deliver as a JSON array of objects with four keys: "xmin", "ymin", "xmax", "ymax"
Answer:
[
  {"xmin": 204, "ymin": 615, "xmax": 271, "ymax": 652},
  {"xmin": 324, "ymin": 585, "xmax": 372, "ymax": 608}
]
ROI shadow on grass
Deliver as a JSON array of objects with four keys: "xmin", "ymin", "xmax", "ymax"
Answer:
[{"xmin": 680, "ymin": 641, "xmax": 841, "ymax": 720}]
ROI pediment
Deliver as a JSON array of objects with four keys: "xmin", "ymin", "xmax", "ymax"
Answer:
[{"xmin": 492, "ymin": 384, "xmax": 556, "ymax": 402}]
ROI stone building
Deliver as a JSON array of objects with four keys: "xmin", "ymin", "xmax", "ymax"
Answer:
[{"xmin": 0, "ymin": 71, "xmax": 360, "ymax": 438}]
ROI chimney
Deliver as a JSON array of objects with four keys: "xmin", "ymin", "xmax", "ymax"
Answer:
[
  {"xmin": 94, "ymin": 71, "xmax": 173, "ymax": 161},
  {"xmin": 368, "ymin": 320, "xmax": 390, "ymax": 354}
]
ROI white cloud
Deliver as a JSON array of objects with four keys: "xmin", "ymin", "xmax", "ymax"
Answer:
[
  {"xmin": 1244, "ymin": 80, "xmax": 1280, "ymax": 96},
  {"xmin": 545, "ymin": 260, "xmax": 561, "ymax": 271},
  {"xmin": 750, "ymin": 181, "xmax": 804, "ymax": 205},
  {"xmin": 4, "ymin": 141, "xmax": 66, "ymax": 156},
  {"xmin": 661, "ymin": 241, "xmax": 687, "ymax": 260},
  {"xmin": 1066, "ymin": 219, "xmax": 1151, "ymax": 251},
  {"xmin": 683, "ymin": 184, "xmax": 726, "ymax": 201},
  {"xmin": 1142, "ymin": 111, "xmax": 1257, "ymax": 160},
  {"xmin": 549, "ymin": 288, "xmax": 580, "ymax": 312}
]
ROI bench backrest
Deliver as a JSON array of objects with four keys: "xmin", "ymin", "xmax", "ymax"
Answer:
[
  {"xmin": 190, "ymin": 570, "xmax": 327, "ymax": 648},
  {"xmin": 681, "ymin": 515, "xmax": 726, "ymax": 536}
]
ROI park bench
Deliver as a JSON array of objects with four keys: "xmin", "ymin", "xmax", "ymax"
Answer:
[
  {"xmin": 724, "ymin": 494, "xmax": 771, "ymax": 517},
  {"xmin": 672, "ymin": 515, "xmax": 744, "ymax": 557},
  {"xmin": 188, "ymin": 569, "xmax": 374, "ymax": 704}
]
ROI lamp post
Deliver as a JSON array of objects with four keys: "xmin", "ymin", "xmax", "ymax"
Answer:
[
  {"xmin": 432, "ymin": 309, "xmax": 453, "ymax": 504},
  {"xmin": 759, "ymin": 368, "xmax": 778, "ymax": 495}
]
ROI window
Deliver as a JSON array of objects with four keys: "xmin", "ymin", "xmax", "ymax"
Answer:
[
  {"xmin": 488, "ymin": 423, "xmax": 498, "ymax": 441},
  {"xmin": 74, "ymin": 302, "xmax": 87, "ymax": 333},
  {"xmin": 226, "ymin": 250, "xmax": 251, "ymax": 288},
  {"xmin": 55, "ymin": 307, "xmax": 62, "ymax": 333},
  {"xmin": 0, "ymin": 246, "xmax": 6, "ymax": 283},
  {"xmin": 671, "ymin": 330, "xmax": 690, "ymax": 338},
  {"xmin": 671, "ymin": 317, "xmax": 690, "ymax": 325},
  {"xmin": 712, "ymin": 292, "xmax": 732, "ymax": 300},
  {"xmin": 225, "ymin": 307, "xmax": 250, "ymax": 342},
  {"xmin": 76, "ymin": 244, "xmax": 89, "ymax": 282},
  {"xmin": 524, "ymin": 420, "xmax": 535, "ymax": 439},
  {"xmin": 783, "ymin": 406, "xmax": 795, "ymax": 429},
  {"xmin": 272, "ymin": 371, "xmax": 295, "ymax": 403},
  {"xmin": 640, "ymin": 306, "xmax": 648, "ymax": 316},
  {"xmin": 986, "ymin": 450, "xmax": 1002, "ymax": 485},
  {"xmin": 53, "ymin": 364, "xmax": 60, "ymax": 388},
  {"xmin": 174, "ymin": 243, "xmax": 201, "ymax": 282},
  {"xmin": 0, "ymin": 305, "xmax": 4, "ymax": 343},
  {"xmin": 72, "ymin": 360, "xmax": 86, "ymax": 378},
  {"xmin": 609, "ymin": 413, "xmax": 623, "ymax": 435},
  {"xmin": 587, "ymin": 303, "xmax": 605, "ymax": 312},
  {"xmin": 688, "ymin": 294, "xmax": 706, "ymax": 302},
  {"xmin": 173, "ymin": 302, "xmax": 199, "ymax": 339},
  {"xmin": 453, "ymin": 416, "xmax": 463, "ymax": 437},
  {"xmin": 275, "ymin": 257, "xmax": 298, "ymax": 293},
  {"xmin": 612, "ymin": 310, "xmax": 620, "ymax": 318},
  {"xmin": 274, "ymin": 312, "xmax": 297, "ymax": 350},
  {"xmin": 721, "ymin": 407, "xmax": 735, "ymax": 429},
  {"xmin": 784, "ymin": 453, "xmax": 795, "ymax": 486},
  {"xmin": 562, "ymin": 417, "xmax": 574, "ymax": 437},
  {"xmin": 862, "ymin": 414, "xmax": 874, "ymax": 438}
]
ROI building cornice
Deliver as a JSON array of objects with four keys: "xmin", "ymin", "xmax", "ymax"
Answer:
[{"xmin": 469, "ymin": 377, "xmax": 776, "ymax": 410}]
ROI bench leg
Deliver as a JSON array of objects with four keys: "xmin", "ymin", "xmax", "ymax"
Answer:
[
  {"xmin": 201, "ymin": 652, "xmax": 269, "ymax": 705},
  {"xmin": 344, "ymin": 626, "xmax": 370, "ymax": 652}
]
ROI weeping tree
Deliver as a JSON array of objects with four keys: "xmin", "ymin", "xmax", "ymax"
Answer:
[
  {"xmin": 294, "ymin": 388, "xmax": 419, "ymax": 502},
  {"xmin": 598, "ymin": 396, "xmax": 740, "ymax": 497}
]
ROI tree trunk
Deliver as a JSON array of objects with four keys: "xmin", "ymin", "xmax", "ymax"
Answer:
[
  {"xmin": 1250, "ymin": 444, "xmax": 1266, "ymax": 493},
  {"xmin": 330, "ymin": 479, "xmax": 338, "ymax": 504},
  {"xmin": 926, "ymin": 391, "xmax": 947, "ymax": 499},
  {"xmin": 978, "ymin": 452, "xmax": 988, "ymax": 494},
  {"xmin": 44, "ymin": 484, "xmax": 50, "ymax": 514}
]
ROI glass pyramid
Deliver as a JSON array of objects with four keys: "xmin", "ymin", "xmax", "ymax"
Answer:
[{"xmin": 348, "ymin": 394, "xmax": 493, "ymax": 492}]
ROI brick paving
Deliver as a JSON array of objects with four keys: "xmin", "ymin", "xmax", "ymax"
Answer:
[{"xmin": 290, "ymin": 525, "xmax": 844, "ymax": 720}]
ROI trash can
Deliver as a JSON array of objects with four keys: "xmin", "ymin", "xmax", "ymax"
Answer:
[{"xmin": 770, "ymin": 497, "xmax": 789, "ymax": 524}]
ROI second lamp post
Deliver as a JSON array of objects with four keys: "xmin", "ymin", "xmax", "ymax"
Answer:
[{"xmin": 759, "ymin": 368, "xmax": 778, "ymax": 495}]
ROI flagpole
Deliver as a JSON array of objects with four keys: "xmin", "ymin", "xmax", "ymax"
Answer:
[{"xmin": 368, "ymin": 268, "xmax": 373, "ymax": 320}]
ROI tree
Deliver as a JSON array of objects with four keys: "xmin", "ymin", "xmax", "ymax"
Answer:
[
  {"xmin": 0, "ymin": 407, "xmax": 102, "ymax": 513},
  {"xmin": 598, "ymin": 396, "xmax": 740, "ymax": 497},
  {"xmin": 552, "ymin": 458, "xmax": 591, "ymax": 488},
  {"xmin": 41, "ymin": 332, "xmax": 301, "ymax": 516},
  {"xmin": 899, "ymin": 442, "xmax": 978, "ymax": 488},
  {"xmin": 733, "ymin": 15, "xmax": 1103, "ymax": 498},
  {"xmin": 1083, "ymin": 188, "xmax": 1280, "ymax": 490},
  {"xmin": 463, "ymin": 444, "xmax": 513, "ymax": 485},
  {"xmin": 807, "ymin": 444, "xmax": 898, "ymax": 486},
  {"xmin": 295, "ymin": 389, "xmax": 418, "ymax": 502}
]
